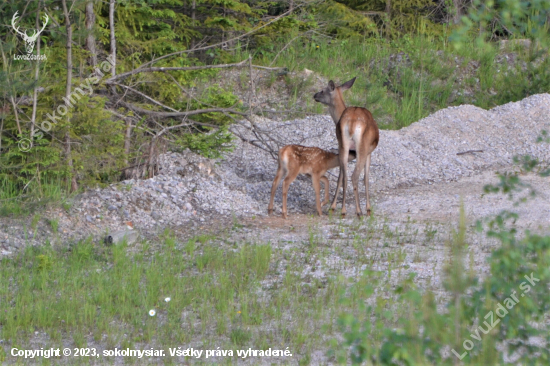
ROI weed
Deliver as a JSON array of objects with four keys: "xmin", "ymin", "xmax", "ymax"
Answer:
[
  {"xmin": 423, "ymin": 222, "xmax": 438, "ymax": 245},
  {"xmin": 230, "ymin": 328, "xmax": 251, "ymax": 346},
  {"xmin": 47, "ymin": 219, "xmax": 59, "ymax": 233}
]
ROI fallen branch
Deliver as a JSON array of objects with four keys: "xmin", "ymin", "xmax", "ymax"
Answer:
[
  {"xmin": 106, "ymin": 60, "xmax": 286, "ymax": 83},
  {"xmin": 457, "ymin": 149, "xmax": 484, "ymax": 155},
  {"xmin": 110, "ymin": 82, "xmax": 179, "ymax": 112},
  {"xmin": 106, "ymin": 59, "xmax": 247, "ymax": 83}
]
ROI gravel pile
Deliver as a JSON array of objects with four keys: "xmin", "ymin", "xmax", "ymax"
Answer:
[
  {"xmin": 62, "ymin": 149, "xmax": 265, "ymax": 234},
  {"xmin": 1, "ymin": 94, "xmax": 549, "ymax": 252},
  {"xmin": 228, "ymin": 93, "xmax": 550, "ymax": 215}
]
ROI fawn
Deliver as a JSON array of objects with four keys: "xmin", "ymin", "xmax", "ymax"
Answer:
[{"xmin": 268, "ymin": 145, "xmax": 357, "ymax": 219}]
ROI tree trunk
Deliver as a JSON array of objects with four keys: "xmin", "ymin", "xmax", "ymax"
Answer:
[
  {"xmin": 191, "ymin": 0, "xmax": 196, "ymax": 48},
  {"xmin": 109, "ymin": 0, "xmax": 116, "ymax": 77},
  {"xmin": 453, "ymin": 0, "xmax": 462, "ymax": 25},
  {"xmin": 62, "ymin": 0, "xmax": 78, "ymax": 192},
  {"xmin": 85, "ymin": 1, "xmax": 97, "ymax": 68},
  {"xmin": 0, "ymin": 41, "xmax": 21, "ymax": 135},
  {"xmin": 30, "ymin": 3, "xmax": 43, "ymax": 146},
  {"xmin": 123, "ymin": 117, "xmax": 133, "ymax": 179},
  {"xmin": 385, "ymin": 0, "xmax": 391, "ymax": 37},
  {"xmin": 147, "ymin": 137, "xmax": 156, "ymax": 179}
]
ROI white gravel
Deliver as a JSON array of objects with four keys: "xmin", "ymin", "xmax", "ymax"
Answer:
[
  {"xmin": 1, "ymin": 94, "xmax": 549, "ymax": 253},
  {"xmin": 227, "ymin": 93, "xmax": 550, "ymax": 216}
]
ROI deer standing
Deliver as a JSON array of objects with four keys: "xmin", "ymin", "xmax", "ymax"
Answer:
[
  {"xmin": 268, "ymin": 145, "xmax": 356, "ymax": 219},
  {"xmin": 313, "ymin": 77, "xmax": 379, "ymax": 217}
]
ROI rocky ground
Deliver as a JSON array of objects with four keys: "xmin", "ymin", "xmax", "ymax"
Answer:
[
  {"xmin": 1, "ymin": 93, "xmax": 549, "ymax": 258},
  {"xmin": 2, "ymin": 91, "xmax": 550, "ymax": 366}
]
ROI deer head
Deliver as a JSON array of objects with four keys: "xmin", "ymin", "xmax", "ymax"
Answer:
[
  {"xmin": 313, "ymin": 77, "xmax": 356, "ymax": 125},
  {"xmin": 313, "ymin": 77, "xmax": 356, "ymax": 106},
  {"xmin": 12, "ymin": 11, "xmax": 49, "ymax": 55}
]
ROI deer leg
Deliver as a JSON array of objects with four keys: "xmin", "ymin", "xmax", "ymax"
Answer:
[
  {"xmin": 330, "ymin": 169, "xmax": 343, "ymax": 212},
  {"xmin": 338, "ymin": 147, "xmax": 350, "ymax": 217},
  {"xmin": 364, "ymin": 153, "xmax": 372, "ymax": 216},
  {"xmin": 268, "ymin": 165, "xmax": 285, "ymax": 215},
  {"xmin": 351, "ymin": 147, "xmax": 368, "ymax": 217},
  {"xmin": 330, "ymin": 127, "xmax": 346, "ymax": 213},
  {"xmin": 281, "ymin": 170, "xmax": 299, "ymax": 219},
  {"xmin": 312, "ymin": 174, "xmax": 323, "ymax": 216},
  {"xmin": 320, "ymin": 176, "xmax": 330, "ymax": 206}
]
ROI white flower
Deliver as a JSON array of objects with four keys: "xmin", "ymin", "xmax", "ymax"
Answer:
[
  {"xmin": 165, "ymin": 297, "xmax": 171, "ymax": 302},
  {"xmin": 149, "ymin": 309, "xmax": 156, "ymax": 316}
]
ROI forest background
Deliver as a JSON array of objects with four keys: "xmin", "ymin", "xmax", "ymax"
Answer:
[{"xmin": 1, "ymin": 0, "xmax": 549, "ymax": 212}]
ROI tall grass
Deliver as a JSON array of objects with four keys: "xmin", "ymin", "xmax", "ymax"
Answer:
[
  {"xmin": 1, "ymin": 198, "xmax": 548, "ymax": 364},
  {"xmin": 258, "ymin": 34, "xmax": 550, "ymax": 129},
  {"xmin": 0, "ymin": 176, "xmax": 68, "ymax": 216},
  {"xmin": 0, "ymin": 216, "xmax": 438, "ymax": 364}
]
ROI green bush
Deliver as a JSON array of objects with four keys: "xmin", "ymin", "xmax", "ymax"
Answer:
[{"xmin": 332, "ymin": 136, "xmax": 550, "ymax": 365}]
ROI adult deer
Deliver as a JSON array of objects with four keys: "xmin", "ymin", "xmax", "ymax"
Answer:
[
  {"xmin": 313, "ymin": 77, "xmax": 379, "ymax": 217},
  {"xmin": 268, "ymin": 145, "xmax": 356, "ymax": 219}
]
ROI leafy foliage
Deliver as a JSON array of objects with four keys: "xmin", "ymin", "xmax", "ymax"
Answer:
[
  {"xmin": 451, "ymin": 0, "xmax": 550, "ymax": 50},
  {"xmin": 333, "ymin": 136, "xmax": 550, "ymax": 365},
  {"xmin": 0, "ymin": 0, "xmax": 549, "ymax": 209}
]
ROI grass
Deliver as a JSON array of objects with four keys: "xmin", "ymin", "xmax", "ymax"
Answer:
[
  {"xmin": 1, "ymin": 34, "xmax": 549, "ymax": 364},
  {"xmin": 0, "ymin": 176, "xmax": 71, "ymax": 217},
  {"xmin": 3, "ymin": 35, "xmax": 549, "ymax": 211},
  {"xmin": 253, "ymin": 34, "xmax": 550, "ymax": 129},
  {"xmin": 0, "ymin": 214, "xmax": 445, "ymax": 364},
  {"xmin": 1, "ymin": 204, "xmax": 549, "ymax": 364}
]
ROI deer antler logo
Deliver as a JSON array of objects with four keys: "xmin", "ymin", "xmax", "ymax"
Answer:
[{"xmin": 12, "ymin": 11, "xmax": 49, "ymax": 55}]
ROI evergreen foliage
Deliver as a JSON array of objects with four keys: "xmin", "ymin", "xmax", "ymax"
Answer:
[{"xmin": 0, "ymin": 0, "xmax": 548, "ymax": 210}]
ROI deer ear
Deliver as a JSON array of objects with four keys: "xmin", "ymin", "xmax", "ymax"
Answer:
[
  {"xmin": 340, "ymin": 77, "xmax": 357, "ymax": 91},
  {"xmin": 328, "ymin": 80, "xmax": 336, "ymax": 91}
]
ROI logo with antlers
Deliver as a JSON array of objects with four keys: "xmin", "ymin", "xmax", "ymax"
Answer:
[{"xmin": 12, "ymin": 11, "xmax": 49, "ymax": 55}]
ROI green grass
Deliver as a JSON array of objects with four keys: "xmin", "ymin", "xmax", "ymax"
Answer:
[
  {"xmin": 4, "ymin": 35, "xmax": 549, "ymax": 208},
  {"xmin": 0, "ymin": 176, "xmax": 70, "ymax": 217},
  {"xmin": 1, "ymin": 205, "xmax": 549, "ymax": 364},
  {"xmin": 256, "ymin": 35, "xmax": 550, "ymax": 129},
  {"xmin": 0, "ymin": 215, "xmax": 434, "ymax": 364},
  {"xmin": 0, "ymin": 229, "xmax": 343, "ymax": 363},
  {"xmin": 0, "ymin": 236, "xmax": 271, "ymax": 345}
]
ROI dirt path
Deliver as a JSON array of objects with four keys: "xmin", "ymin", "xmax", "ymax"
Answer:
[{"xmin": 376, "ymin": 170, "xmax": 550, "ymax": 231}]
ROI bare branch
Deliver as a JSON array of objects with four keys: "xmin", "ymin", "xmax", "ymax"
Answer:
[
  {"xmin": 139, "ymin": 7, "xmax": 300, "ymax": 69},
  {"xmin": 105, "ymin": 59, "xmax": 246, "ymax": 83},
  {"xmin": 109, "ymin": 0, "xmax": 116, "ymax": 77},
  {"xmin": 121, "ymin": 101, "xmax": 247, "ymax": 118},
  {"xmin": 110, "ymin": 82, "xmax": 179, "ymax": 112},
  {"xmin": 457, "ymin": 149, "xmax": 484, "ymax": 155},
  {"xmin": 105, "ymin": 59, "xmax": 284, "ymax": 84}
]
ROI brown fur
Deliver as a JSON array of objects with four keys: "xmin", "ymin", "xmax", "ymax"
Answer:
[
  {"xmin": 313, "ymin": 77, "xmax": 380, "ymax": 217},
  {"xmin": 268, "ymin": 145, "xmax": 357, "ymax": 219}
]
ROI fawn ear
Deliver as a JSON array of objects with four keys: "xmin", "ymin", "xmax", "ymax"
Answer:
[
  {"xmin": 340, "ymin": 77, "xmax": 356, "ymax": 91},
  {"xmin": 328, "ymin": 80, "xmax": 336, "ymax": 91}
]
